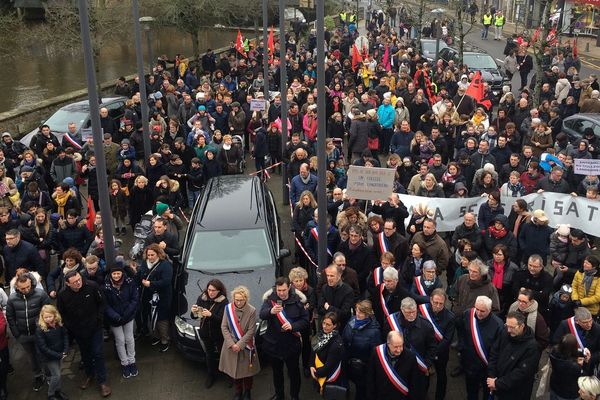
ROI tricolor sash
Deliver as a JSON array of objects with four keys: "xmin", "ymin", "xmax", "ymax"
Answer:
[
  {"xmin": 414, "ymin": 276, "xmax": 427, "ymax": 297},
  {"xmin": 469, "ymin": 308, "xmax": 488, "ymax": 366},
  {"xmin": 63, "ymin": 132, "xmax": 82, "ymax": 150},
  {"xmin": 225, "ymin": 303, "xmax": 255, "ymax": 351},
  {"xmin": 379, "ymin": 284, "xmax": 391, "ymax": 317},
  {"xmin": 377, "ymin": 232, "xmax": 390, "ymax": 254},
  {"xmin": 567, "ymin": 317, "xmax": 585, "ymax": 350},
  {"xmin": 310, "ymin": 227, "xmax": 333, "ymax": 256},
  {"xmin": 375, "ymin": 344, "xmax": 409, "ymax": 395},
  {"xmin": 271, "ymin": 300, "xmax": 301, "ymax": 337},
  {"xmin": 386, "ymin": 313, "xmax": 428, "ymax": 373},
  {"xmin": 418, "ymin": 304, "xmax": 443, "ymax": 342},
  {"xmin": 373, "ymin": 267, "xmax": 384, "ymax": 286},
  {"xmin": 315, "ymin": 354, "xmax": 341, "ymax": 393}
]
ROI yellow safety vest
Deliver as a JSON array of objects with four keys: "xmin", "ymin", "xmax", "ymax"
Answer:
[
  {"xmin": 483, "ymin": 14, "xmax": 492, "ymax": 25},
  {"xmin": 348, "ymin": 14, "xmax": 356, "ymax": 23},
  {"xmin": 495, "ymin": 16, "xmax": 504, "ymax": 26},
  {"xmin": 340, "ymin": 12, "xmax": 347, "ymax": 22}
]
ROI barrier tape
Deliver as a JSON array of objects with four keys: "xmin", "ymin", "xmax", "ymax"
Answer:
[
  {"xmin": 178, "ymin": 207, "xmax": 190, "ymax": 224},
  {"xmin": 287, "ymin": 180, "xmax": 319, "ymax": 270},
  {"xmin": 248, "ymin": 161, "xmax": 283, "ymax": 176}
]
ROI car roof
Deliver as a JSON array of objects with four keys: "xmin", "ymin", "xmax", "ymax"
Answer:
[
  {"xmin": 60, "ymin": 96, "xmax": 126, "ymax": 112},
  {"xmin": 194, "ymin": 175, "xmax": 267, "ymax": 231},
  {"xmin": 565, "ymin": 113, "xmax": 600, "ymax": 122}
]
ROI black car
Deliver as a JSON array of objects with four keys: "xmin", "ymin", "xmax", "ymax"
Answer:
[
  {"xmin": 173, "ymin": 175, "xmax": 290, "ymax": 361},
  {"xmin": 562, "ymin": 113, "xmax": 600, "ymax": 143},
  {"xmin": 439, "ymin": 48, "xmax": 510, "ymax": 97}
]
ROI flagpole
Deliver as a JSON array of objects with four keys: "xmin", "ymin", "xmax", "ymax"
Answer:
[{"xmin": 279, "ymin": 1, "xmax": 289, "ymax": 205}]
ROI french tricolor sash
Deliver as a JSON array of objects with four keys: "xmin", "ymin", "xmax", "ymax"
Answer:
[
  {"xmin": 326, "ymin": 362, "xmax": 342, "ymax": 383},
  {"xmin": 225, "ymin": 303, "xmax": 255, "ymax": 351},
  {"xmin": 414, "ymin": 276, "xmax": 427, "ymax": 297},
  {"xmin": 63, "ymin": 132, "xmax": 82, "ymax": 150},
  {"xmin": 418, "ymin": 304, "xmax": 443, "ymax": 342},
  {"xmin": 373, "ymin": 267, "xmax": 384, "ymax": 286},
  {"xmin": 386, "ymin": 313, "xmax": 428, "ymax": 373},
  {"xmin": 469, "ymin": 308, "xmax": 488, "ymax": 366},
  {"xmin": 310, "ymin": 227, "xmax": 333, "ymax": 256},
  {"xmin": 375, "ymin": 344, "xmax": 409, "ymax": 396},
  {"xmin": 377, "ymin": 232, "xmax": 389, "ymax": 254},
  {"xmin": 379, "ymin": 284, "xmax": 391, "ymax": 317},
  {"xmin": 567, "ymin": 317, "xmax": 585, "ymax": 350},
  {"xmin": 271, "ymin": 300, "xmax": 301, "ymax": 337}
]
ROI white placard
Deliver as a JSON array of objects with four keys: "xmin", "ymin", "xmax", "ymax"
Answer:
[
  {"xmin": 345, "ymin": 166, "xmax": 396, "ymax": 201},
  {"xmin": 574, "ymin": 158, "xmax": 600, "ymax": 176},
  {"xmin": 250, "ymin": 99, "xmax": 267, "ymax": 111}
]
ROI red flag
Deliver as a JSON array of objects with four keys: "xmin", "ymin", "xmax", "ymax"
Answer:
[
  {"xmin": 531, "ymin": 27, "xmax": 541, "ymax": 45},
  {"xmin": 86, "ymin": 195, "xmax": 96, "ymax": 233},
  {"xmin": 465, "ymin": 71, "xmax": 484, "ymax": 103},
  {"xmin": 268, "ymin": 27, "xmax": 275, "ymax": 65},
  {"xmin": 351, "ymin": 44, "xmax": 362, "ymax": 72},
  {"xmin": 382, "ymin": 45, "xmax": 391, "ymax": 72},
  {"xmin": 235, "ymin": 29, "xmax": 246, "ymax": 57},
  {"xmin": 573, "ymin": 38, "xmax": 578, "ymax": 58},
  {"xmin": 546, "ymin": 27, "xmax": 557, "ymax": 46}
]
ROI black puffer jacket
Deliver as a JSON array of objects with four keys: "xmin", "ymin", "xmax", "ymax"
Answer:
[
  {"xmin": 548, "ymin": 350, "xmax": 583, "ymax": 399},
  {"xmin": 35, "ymin": 324, "xmax": 69, "ymax": 361},
  {"xmin": 6, "ymin": 283, "xmax": 51, "ymax": 337}
]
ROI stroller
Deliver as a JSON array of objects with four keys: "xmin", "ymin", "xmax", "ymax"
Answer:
[
  {"xmin": 231, "ymin": 135, "xmax": 247, "ymax": 173},
  {"xmin": 129, "ymin": 213, "xmax": 154, "ymax": 261}
]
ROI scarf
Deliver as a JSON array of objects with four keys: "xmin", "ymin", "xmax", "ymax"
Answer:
[
  {"xmin": 300, "ymin": 174, "xmax": 310, "ymax": 184},
  {"xmin": 63, "ymin": 263, "xmax": 80, "ymax": 276},
  {"xmin": 513, "ymin": 214, "xmax": 526, "ymax": 236},
  {"xmin": 54, "ymin": 191, "xmax": 71, "ymax": 217},
  {"xmin": 583, "ymin": 269, "xmax": 596, "ymax": 294},
  {"xmin": 422, "ymin": 231, "xmax": 436, "ymax": 242},
  {"xmin": 509, "ymin": 300, "xmax": 538, "ymax": 334},
  {"xmin": 413, "ymin": 258, "xmax": 423, "ymax": 276},
  {"xmin": 441, "ymin": 171, "xmax": 457, "ymax": 184},
  {"xmin": 354, "ymin": 318, "xmax": 369, "ymax": 329},
  {"xmin": 507, "ymin": 182, "xmax": 523, "ymax": 197},
  {"xmin": 491, "ymin": 261, "xmax": 504, "ymax": 289},
  {"xmin": 313, "ymin": 330, "xmax": 338, "ymax": 352},
  {"xmin": 488, "ymin": 225, "xmax": 507, "ymax": 239}
]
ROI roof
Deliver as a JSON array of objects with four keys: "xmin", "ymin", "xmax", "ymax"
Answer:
[
  {"xmin": 565, "ymin": 113, "xmax": 600, "ymax": 121},
  {"xmin": 194, "ymin": 175, "xmax": 267, "ymax": 231},
  {"xmin": 60, "ymin": 96, "xmax": 126, "ymax": 112}
]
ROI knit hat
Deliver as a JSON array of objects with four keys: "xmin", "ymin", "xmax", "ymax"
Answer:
[
  {"xmin": 155, "ymin": 202, "xmax": 169, "ymax": 216},
  {"xmin": 21, "ymin": 166, "xmax": 33, "ymax": 173},
  {"xmin": 121, "ymin": 138, "xmax": 130, "ymax": 145},
  {"xmin": 111, "ymin": 258, "xmax": 125, "ymax": 272},
  {"xmin": 1, "ymin": 132, "xmax": 11, "ymax": 139},
  {"xmin": 556, "ymin": 224, "xmax": 571, "ymax": 237},
  {"xmin": 198, "ymin": 105, "xmax": 206, "ymax": 111},
  {"xmin": 366, "ymin": 109, "xmax": 377, "ymax": 118}
]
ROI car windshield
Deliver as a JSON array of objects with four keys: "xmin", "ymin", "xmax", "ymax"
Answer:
[
  {"xmin": 44, "ymin": 109, "xmax": 88, "ymax": 132},
  {"xmin": 187, "ymin": 228, "xmax": 274, "ymax": 271},
  {"xmin": 421, "ymin": 41, "xmax": 444, "ymax": 54},
  {"xmin": 463, "ymin": 54, "xmax": 498, "ymax": 69}
]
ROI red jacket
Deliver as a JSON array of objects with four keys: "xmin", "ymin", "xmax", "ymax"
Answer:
[{"xmin": 0, "ymin": 311, "xmax": 8, "ymax": 350}]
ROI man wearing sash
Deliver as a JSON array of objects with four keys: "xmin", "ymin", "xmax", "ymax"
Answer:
[
  {"xmin": 383, "ymin": 297, "xmax": 436, "ymax": 384},
  {"xmin": 487, "ymin": 311, "xmax": 540, "ymax": 400},
  {"xmin": 425, "ymin": 288, "xmax": 455, "ymax": 400},
  {"xmin": 553, "ymin": 307, "xmax": 600, "ymax": 374},
  {"xmin": 259, "ymin": 277, "xmax": 309, "ymax": 400},
  {"xmin": 366, "ymin": 330, "xmax": 425, "ymax": 400},
  {"xmin": 371, "ymin": 267, "xmax": 412, "ymax": 328},
  {"xmin": 460, "ymin": 296, "xmax": 503, "ymax": 400},
  {"xmin": 371, "ymin": 220, "xmax": 409, "ymax": 269}
]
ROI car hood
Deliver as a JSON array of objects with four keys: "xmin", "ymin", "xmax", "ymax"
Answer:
[
  {"xmin": 175, "ymin": 266, "xmax": 275, "ymax": 318},
  {"xmin": 479, "ymin": 69, "xmax": 503, "ymax": 84}
]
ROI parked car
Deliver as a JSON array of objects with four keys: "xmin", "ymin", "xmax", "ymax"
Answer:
[
  {"xmin": 20, "ymin": 96, "xmax": 126, "ymax": 147},
  {"xmin": 420, "ymin": 39, "xmax": 449, "ymax": 63},
  {"xmin": 173, "ymin": 175, "xmax": 290, "ymax": 361},
  {"xmin": 438, "ymin": 47, "xmax": 510, "ymax": 97},
  {"xmin": 562, "ymin": 113, "xmax": 600, "ymax": 143}
]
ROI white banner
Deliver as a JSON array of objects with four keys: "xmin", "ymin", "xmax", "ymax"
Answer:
[
  {"xmin": 346, "ymin": 166, "xmax": 396, "ymax": 201},
  {"xmin": 574, "ymin": 158, "xmax": 600, "ymax": 176},
  {"xmin": 397, "ymin": 193, "xmax": 600, "ymax": 235}
]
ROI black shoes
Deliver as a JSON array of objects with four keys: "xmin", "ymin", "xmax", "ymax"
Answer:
[
  {"xmin": 33, "ymin": 376, "xmax": 45, "ymax": 392},
  {"xmin": 205, "ymin": 374, "xmax": 215, "ymax": 389},
  {"xmin": 159, "ymin": 342, "xmax": 170, "ymax": 352}
]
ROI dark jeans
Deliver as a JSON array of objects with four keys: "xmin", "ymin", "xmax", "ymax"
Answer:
[
  {"xmin": 465, "ymin": 372, "xmax": 489, "ymax": 400},
  {"xmin": 380, "ymin": 128, "xmax": 393, "ymax": 155},
  {"xmin": 201, "ymin": 335, "xmax": 223, "ymax": 378},
  {"xmin": 75, "ymin": 329, "xmax": 107, "ymax": 385},
  {"xmin": 271, "ymin": 352, "xmax": 301, "ymax": 399},
  {"xmin": 519, "ymin": 70, "xmax": 529, "ymax": 90},
  {"xmin": 434, "ymin": 357, "xmax": 449, "ymax": 400}
]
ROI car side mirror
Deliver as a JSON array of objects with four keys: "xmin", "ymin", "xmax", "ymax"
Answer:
[{"xmin": 279, "ymin": 249, "xmax": 291, "ymax": 259}]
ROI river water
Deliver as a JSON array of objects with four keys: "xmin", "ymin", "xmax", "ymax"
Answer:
[{"xmin": 0, "ymin": 27, "xmax": 248, "ymax": 113}]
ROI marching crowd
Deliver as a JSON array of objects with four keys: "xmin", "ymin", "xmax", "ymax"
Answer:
[{"xmin": 0, "ymin": 3, "xmax": 599, "ymax": 400}]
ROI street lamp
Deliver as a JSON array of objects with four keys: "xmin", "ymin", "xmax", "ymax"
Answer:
[{"xmin": 139, "ymin": 16, "xmax": 155, "ymax": 73}]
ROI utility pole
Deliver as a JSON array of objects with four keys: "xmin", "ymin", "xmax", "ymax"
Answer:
[
  {"xmin": 132, "ymin": 0, "xmax": 152, "ymax": 162},
  {"xmin": 316, "ymin": 0, "xmax": 327, "ymax": 272},
  {"xmin": 77, "ymin": 0, "xmax": 115, "ymax": 266},
  {"xmin": 279, "ymin": 0, "xmax": 289, "ymax": 204},
  {"xmin": 263, "ymin": 0, "xmax": 270, "ymax": 101}
]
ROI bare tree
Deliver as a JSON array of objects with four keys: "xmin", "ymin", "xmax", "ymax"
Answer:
[
  {"xmin": 451, "ymin": 0, "xmax": 476, "ymax": 64},
  {"xmin": 530, "ymin": 0, "xmax": 554, "ymax": 107},
  {"xmin": 414, "ymin": 0, "xmax": 425, "ymax": 53}
]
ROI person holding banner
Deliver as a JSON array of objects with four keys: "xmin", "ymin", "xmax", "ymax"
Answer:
[
  {"xmin": 219, "ymin": 286, "xmax": 260, "ymax": 400},
  {"xmin": 259, "ymin": 277, "xmax": 309, "ymax": 400},
  {"xmin": 552, "ymin": 307, "xmax": 600, "ymax": 375},
  {"xmin": 310, "ymin": 312, "xmax": 346, "ymax": 396},
  {"xmin": 366, "ymin": 330, "xmax": 425, "ymax": 400}
]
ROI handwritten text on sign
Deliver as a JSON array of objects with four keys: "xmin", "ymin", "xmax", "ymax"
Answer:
[
  {"xmin": 346, "ymin": 166, "xmax": 396, "ymax": 201},
  {"xmin": 574, "ymin": 158, "xmax": 600, "ymax": 176}
]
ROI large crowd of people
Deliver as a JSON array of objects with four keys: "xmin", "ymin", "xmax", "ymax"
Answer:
[{"xmin": 0, "ymin": 4, "xmax": 599, "ymax": 400}]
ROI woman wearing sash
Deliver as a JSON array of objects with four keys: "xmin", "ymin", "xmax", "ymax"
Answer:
[
  {"xmin": 310, "ymin": 312, "xmax": 346, "ymax": 395},
  {"xmin": 410, "ymin": 260, "xmax": 443, "ymax": 304},
  {"xmin": 400, "ymin": 243, "xmax": 432, "ymax": 287},
  {"xmin": 219, "ymin": 286, "xmax": 260, "ymax": 400},
  {"xmin": 191, "ymin": 279, "xmax": 228, "ymax": 388}
]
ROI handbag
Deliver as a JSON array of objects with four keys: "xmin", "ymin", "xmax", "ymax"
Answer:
[
  {"xmin": 367, "ymin": 136, "xmax": 379, "ymax": 150},
  {"xmin": 224, "ymin": 150, "xmax": 240, "ymax": 174},
  {"xmin": 346, "ymin": 358, "xmax": 365, "ymax": 381}
]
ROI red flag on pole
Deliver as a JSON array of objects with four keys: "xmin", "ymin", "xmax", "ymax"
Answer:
[
  {"xmin": 268, "ymin": 27, "xmax": 275, "ymax": 65},
  {"xmin": 351, "ymin": 44, "xmax": 363, "ymax": 72},
  {"xmin": 465, "ymin": 71, "xmax": 484, "ymax": 102},
  {"xmin": 382, "ymin": 45, "xmax": 391, "ymax": 72},
  {"xmin": 235, "ymin": 29, "xmax": 247, "ymax": 57},
  {"xmin": 86, "ymin": 195, "xmax": 96, "ymax": 232},
  {"xmin": 573, "ymin": 38, "xmax": 578, "ymax": 58}
]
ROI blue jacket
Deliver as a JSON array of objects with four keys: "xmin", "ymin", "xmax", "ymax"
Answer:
[
  {"xmin": 342, "ymin": 316, "xmax": 382, "ymax": 362},
  {"xmin": 103, "ymin": 277, "xmax": 139, "ymax": 326},
  {"xmin": 390, "ymin": 130, "xmax": 414, "ymax": 157},
  {"xmin": 377, "ymin": 103, "xmax": 395, "ymax": 129},
  {"xmin": 289, "ymin": 173, "xmax": 318, "ymax": 204}
]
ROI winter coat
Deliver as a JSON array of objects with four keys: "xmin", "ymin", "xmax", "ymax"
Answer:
[
  {"xmin": 549, "ymin": 232, "xmax": 569, "ymax": 264},
  {"xmin": 382, "ymin": 313, "xmax": 437, "ymax": 368},
  {"xmin": 317, "ymin": 282, "xmax": 355, "ymax": 328},
  {"xmin": 6, "ymin": 286, "xmax": 51, "ymax": 338},
  {"xmin": 416, "ymin": 184, "xmax": 445, "ymax": 198},
  {"xmin": 478, "ymin": 202, "xmax": 505, "ymax": 230},
  {"xmin": 461, "ymin": 310, "xmax": 504, "ymax": 376},
  {"xmin": 103, "ymin": 277, "xmax": 139, "ymax": 326},
  {"xmin": 338, "ymin": 240, "xmax": 376, "ymax": 289},
  {"xmin": 348, "ymin": 116, "xmax": 370, "ymax": 155},
  {"xmin": 110, "ymin": 188, "xmax": 128, "ymax": 220},
  {"xmin": 511, "ymin": 269, "xmax": 554, "ymax": 314},
  {"xmin": 289, "ymin": 173, "xmax": 318, "ymax": 204},
  {"xmin": 3, "ymin": 239, "xmax": 45, "ymax": 281},
  {"xmin": 259, "ymin": 288, "xmax": 309, "ymax": 359},
  {"xmin": 410, "ymin": 232, "xmax": 450, "ymax": 273},
  {"xmin": 549, "ymin": 350, "xmax": 583, "ymax": 399},
  {"xmin": 128, "ymin": 186, "xmax": 154, "ymax": 227},
  {"xmin": 47, "ymin": 263, "xmax": 85, "ymax": 295},
  {"xmin": 219, "ymin": 302, "xmax": 260, "ymax": 379},
  {"xmin": 366, "ymin": 346, "xmax": 424, "ymax": 400},
  {"xmin": 518, "ymin": 220, "xmax": 553, "ymax": 262},
  {"xmin": 342, "ymin": 316, "xmax": 382, "ymax": 362},
  {"xmin": 571, "ymin": 269, "xmax": 600, "ymax": 316},
  {"xmin": 311, "ymin": 330, "xmax": 345, "ymax": 387},
  {"xmin": 486, "ymin": 259, "xmax": 521, "ymax": 288},
  {"xmin": 56, "ymin": 280, "xmax": 104, "ymax": 338},
  {"xmin": 139, "ymin": 259, "xmax": 173, "ymax": 322},
  {"xmin": 484, "ymin": 227, "xmax": 518, "ymax": 261},
  {"xmin": 35, "ymin": 324, "xmax": 69, "ymax": 362},
  {"xmin": 452, "ymin": 222, "xmax": 483, "ymax": 253},
  {"xmin": 192, "ymin": 292, "xmax": 228, "ymax": 341},
  {"xmin": 488, "ymin": 326, "xmax": 541, "ymax": 400},
  {"xmin": 292, "ymin": 205, "xmax": 314, "ymax": 233},
  {"xmin": 55, "ymin": 219, "xmax": 93, "ymax": 255},
  {"xmin": 555, "ymin": 78, "xmax": 571, "ymax": 104},
  {"xmin": 50, "ymin": 156, "xmax": 77, "ymax": 186},
  {"xmin": 455, "ymin": 274, "xmax": 500, "ymax": 316},
  {"xmin": 399, "ymin": 254, "xmax": 432, "ymax": 287}
]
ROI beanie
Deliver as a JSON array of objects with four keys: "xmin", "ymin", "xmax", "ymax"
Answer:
[{"xmin": 155, "ymin": 202, "xmax": 169, "ymax": 216}]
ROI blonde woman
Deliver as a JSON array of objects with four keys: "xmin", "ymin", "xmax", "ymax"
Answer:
[
  {"xmin": 219, "ymin": 286, "xmax": 260, "ymax": 400},
  {"xmin": 35, "ymin": 305, "xmax": 69, "ymax": 400}
]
